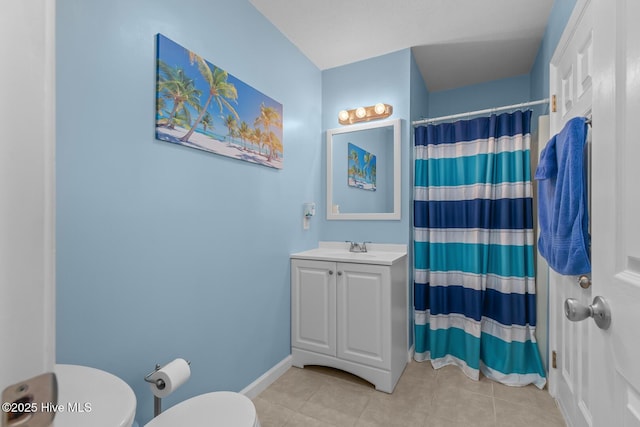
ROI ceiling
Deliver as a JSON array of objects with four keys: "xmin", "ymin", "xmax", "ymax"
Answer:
[{"xmin": 249, "ymin": 0, "xmax": 554, "ymax": 92}]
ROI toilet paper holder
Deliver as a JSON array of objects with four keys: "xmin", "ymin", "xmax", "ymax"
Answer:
[{"xmin": 144, "ymin": 360, "xmax": 191, "ymax": 417}]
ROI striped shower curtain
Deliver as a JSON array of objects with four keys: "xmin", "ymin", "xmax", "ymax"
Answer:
[{"xmin": 413, "ymin": 110, "xmax": 546, "ymax": 388}]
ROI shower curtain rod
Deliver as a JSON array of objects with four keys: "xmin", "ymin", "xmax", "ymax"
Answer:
[{"xmin": 412, "ymin": 98, "xmax": 549, "ymax": 126}]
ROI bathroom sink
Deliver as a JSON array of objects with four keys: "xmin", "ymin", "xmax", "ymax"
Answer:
[
  {"xmin": 291, "ymin": 242, "xmax": 407, "ymax": 265},
  {"xmin": 324, "ymin": 251, "xmax": 377, "ymax": 258}
]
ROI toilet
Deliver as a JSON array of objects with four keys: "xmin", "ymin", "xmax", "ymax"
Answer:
[
  {"xmin": 53, "ymin": 364, "xmax": 260, "ymax": 427},
  {"xmin": 54, "ymin": 364, "xmax": 136, "ymax": 427},
  {"xmin": 144, "ymin": 391, "xmax": 260, "ymax": 427}
]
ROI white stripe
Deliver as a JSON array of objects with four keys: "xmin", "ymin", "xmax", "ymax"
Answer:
[
  {"xmin": 481, "ymin": 317, "xmax": 539, "ymax": 343},
  {"xmin": 414, "ymin": 228, "xmax": 535, "ymax": 246},
  {"xmin": 414, "ymin": 309, "xmax": 429, "ymax": 326},
  {"xmin": 414, "ymin": 312, "xmax": 539, "ymax": 344},
  {"xmin": 414, "ymin": 269, "xmax": 429, "ymax": 285},
  {"xmin": 414, "ymin": 270, "xmax": 536, "ymax": 294},
  {"xmin": 415, "ymin": 134, "xmax": 530, "ymax": 160},
  {"xmin": 414, "ymin": 182, "xmax": 532, "ymax": 201},
  {"xmin": 429, "ymin": 313, "xmax": 481, "ymax": 338},
  {"xmin": 480, "ymin": 363, "xmax": 546, "ymax": 389},
  {"xmin": 413, "ymin": 351, "xmax": 431, "ymax": 362},
  {"xmin": 431, "ymin": 356, "xmax": 480, "ymax": 380}
]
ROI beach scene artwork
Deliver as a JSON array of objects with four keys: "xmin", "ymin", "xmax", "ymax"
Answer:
[
  {"xmin": 155, "ymin": 34, "xmax": 283, "ymax": 169},
  {"xmin": 348, "ymin": 143, "xmax": 376, "ymax": 191}
]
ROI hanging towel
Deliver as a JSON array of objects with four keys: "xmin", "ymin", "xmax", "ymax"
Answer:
[{"xmin": 535, "ymin": 116, "xmax": 590, "ymax": 275}]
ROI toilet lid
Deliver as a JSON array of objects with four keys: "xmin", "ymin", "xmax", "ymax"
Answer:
[
  {"xmin": 53, "ymin": 364, "xmax": 136, "ymax": 427},
  {"xmin": 144, "ymin": 392, "xmax": 256, "ymax": 427}
]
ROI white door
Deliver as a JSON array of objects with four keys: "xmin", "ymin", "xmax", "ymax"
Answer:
[
  {"xmin": 548, "ymin": 1, "xmax": 594, "ymax": 424},
  {"xmin": 549, "ymin": 0, "xmax": 640, "ymax": 425},
  {"xmin": 0, "ymin": 0, "xmax": 57, "ymax": 426},
  {"xmin": 589, "ymin": 0, "xmax": 640, "ymax": 425},
  {"xmin": 291, "ymin": 259, "xmax": 336, "ymax": 357},
  {"xmin": 336, "ymin": 263, "xmax": 390, "ymax": 370}
]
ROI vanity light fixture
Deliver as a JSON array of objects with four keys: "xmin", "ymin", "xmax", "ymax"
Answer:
[
  {"xmin": 338, "ymin": 110, "xmax": 350, "ymax": 122},
  {"xmin": 338, "ymin": 103, "xmax": 393, "ymax": 125}
]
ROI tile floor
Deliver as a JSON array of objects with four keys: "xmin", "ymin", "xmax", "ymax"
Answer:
[{"xmin": 253, "ymin": 362, "xmax": 566, "ymax": 427}]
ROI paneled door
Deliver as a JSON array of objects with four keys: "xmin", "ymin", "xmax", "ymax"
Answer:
[
  {"xmin": 548, "ymin": 0, "xmax": 594, "ymax": 424},
  {"xmin": 550, "ymin": 0, "xmax": 640, "ymax": 425},
  {"xmin": 336, "ymin": 263, "xmax": 390, "ymax": 370},
  {"xmin": 291, "ymin": 259, "xmax": 337, "ymax": 356},
  {"xmin": 549, "ymin": 0, "xmax": 599, "ymax": 427},
  {"xmin": 589, "ymin": 0, "xmax": 640, "ymax": 424}
]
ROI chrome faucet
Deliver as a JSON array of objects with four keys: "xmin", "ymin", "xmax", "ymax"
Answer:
[{"xmin": 346, "ymin": 241, "xmax": 369, "ymax": 253}]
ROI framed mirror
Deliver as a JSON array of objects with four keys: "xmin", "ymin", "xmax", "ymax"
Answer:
[{"xmin": 326, "ymin": 118, "xmax": 401, "ymax": 220}]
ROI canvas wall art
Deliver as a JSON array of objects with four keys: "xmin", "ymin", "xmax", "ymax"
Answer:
[
  {"xmin": 155, "ymin": 34, "xmax": 284, "ymax": 169},
  {"xmin": 348, "ymin": 143, "xmax": 376, "ymax": 191}
]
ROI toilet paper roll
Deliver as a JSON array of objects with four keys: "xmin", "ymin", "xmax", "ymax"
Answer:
[{"xmin": 148, "ymin": 358, "xmax": 191, "ymax": 398}]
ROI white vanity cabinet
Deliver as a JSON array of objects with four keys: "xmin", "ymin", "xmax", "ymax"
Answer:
[{"xmin": 290, "ymin": 242, "xmax": 408, "ymax": 393}]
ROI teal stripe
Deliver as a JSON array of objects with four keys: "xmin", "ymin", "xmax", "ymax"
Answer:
[
  {"xmin": 415, "ymin": 150, "xmax": 531, "ymax": 187},
  {"xmin": 430, "ymin": 327, "xmax": 480, "ymax": 370},
  {"xmin": 480, "ymin": 333, "xmax": 546, "ymax": 377},
  {"xmin": 414, "ymin": 323, "xmax": 429, "ymax": 354},
  {"xmin": 414, "ymin": 242, "xmax": 534, "ymax": 278},
  {"xmin": 415, "ymin": 326, "xmax": 546, "ymax": 378}
]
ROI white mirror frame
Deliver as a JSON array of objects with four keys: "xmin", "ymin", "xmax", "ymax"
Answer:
[{"xmin": 326, "ymin": 118, "xmax": 401, "ymax": 220}]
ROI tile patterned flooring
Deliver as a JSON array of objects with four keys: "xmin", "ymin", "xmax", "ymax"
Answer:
[{"xmin": 253, "ymin": 362, "xmax": 566, "ymax": 427}]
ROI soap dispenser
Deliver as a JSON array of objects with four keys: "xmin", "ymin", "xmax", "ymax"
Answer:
[{"xmin": 303, "ymin": 202, "xmax": 316, "ymax": 230}]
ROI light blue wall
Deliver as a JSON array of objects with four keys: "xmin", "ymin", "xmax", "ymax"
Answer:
[
  {"xmin": 428, "ymin": 74, "xmax": 531, "ymax": 118},
  {"xmin": 56, "ymin": 0, "xmax": 321, "ymax": 424},
  {"xmin": 320, "ymin": 49, "xmax": 412, "ymax": 245},
  {"xmin": 530, "ymin": 0, "xmax": 579, "ymax": 105},
  {"xmin": 410, "ymin": 53, "xmax": 430, "ymax": 125},
  {"xmin": 408, "ymin": 53, "xmax": 430, "ymax": 350}
]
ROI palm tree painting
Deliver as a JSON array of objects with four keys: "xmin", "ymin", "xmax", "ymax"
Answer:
[
  {"xmin": 347, "ymin": 143, "xmax": 376, "ymax": 191},
  {"xmin": 155, "ymin": 34, "xmax": 284, "ymax": 169}
]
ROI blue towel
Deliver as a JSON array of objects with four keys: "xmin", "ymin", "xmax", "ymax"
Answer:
[{"xmin": 535, "ymin": 117, "xmax": 590, "ymax": 275}]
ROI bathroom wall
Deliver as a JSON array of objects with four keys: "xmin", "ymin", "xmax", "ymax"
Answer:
[
  {"xmin": 56, "ymin": 0, "xmax": 321, "ymax": 424},
  {"xmin": 530, "ymin": 0, "xmax": 579, "ymax": 105},
  {"xmin": 410, "ymin": 53, "xmax": 430, "ymax": 127},
  {"xmin": 320, "ymin": 49, "xmax": 412, "ymax": 245},
  {"xmin": 428, "ymin": 73, "xmax": 532, "ymax": 118},
  {"xmin": 408, "ymin": 54, "xmax": 430, "ymax": 352},
  {"xmin": 320, "ymin": 49, "xmax": 417, "ymax": 352}
]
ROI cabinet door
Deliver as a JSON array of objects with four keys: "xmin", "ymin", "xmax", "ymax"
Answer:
[
  {"xmin": 291, "ymin": 259, "xmax": 336, "ymax": 356},
  {"xmin": 336, "ymin": 263, "xmax": 390, "ymax": 369}
]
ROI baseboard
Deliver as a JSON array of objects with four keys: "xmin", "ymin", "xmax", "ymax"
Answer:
[{"xmin": 240, "ymin": 355, "xmax": 292, "ymax": 399}]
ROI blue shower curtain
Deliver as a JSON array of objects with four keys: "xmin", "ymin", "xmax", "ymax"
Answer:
[{"xmin": 413, "ymin": 110, "xmax": 546, "ymax": 388}]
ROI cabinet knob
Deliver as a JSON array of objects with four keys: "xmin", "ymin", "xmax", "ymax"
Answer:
[
  {"xmin": 337, "ymin": 271, "xmax": 343, "ymax": 276},
  {"xmin": 329, "ymin": 270, "xmax": 334, "ymax": 275}
]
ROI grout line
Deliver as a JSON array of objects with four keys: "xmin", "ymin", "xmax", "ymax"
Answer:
[{"xmin": 257, "ymin": 364, "xmax": 565, "ymax": 427}]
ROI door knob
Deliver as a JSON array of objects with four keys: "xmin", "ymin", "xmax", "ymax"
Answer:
[{"xmin": 564, "ymin": 296, "xmax": 611, "ymax": 330}]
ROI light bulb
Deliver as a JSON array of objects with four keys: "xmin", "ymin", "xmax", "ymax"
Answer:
[
  {"xmin": 374, "ymin": 103, "xmax": 386, "ymax": 115},
  {"xmin": 355, "ymin": 107, "xmax": 367, "ymax": 118},
  {"xmin": 338, "ymin": 110, "xmax": 350, "ymax": 121}
]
